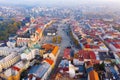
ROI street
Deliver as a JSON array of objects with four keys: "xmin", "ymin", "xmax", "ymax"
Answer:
[{"xmin": 48, "ymin": 21, "xmax": 71, "ymax": 79}]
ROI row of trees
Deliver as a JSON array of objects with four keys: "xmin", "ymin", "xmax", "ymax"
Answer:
[
  {"xmin": 69, "ymin": 30, "xmax": 79, "ymax": 48},
  {"xmin": 0, "ymin": 20, "xmax": 21, "ymax": 40}
]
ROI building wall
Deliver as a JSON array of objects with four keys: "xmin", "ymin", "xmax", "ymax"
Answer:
[
  {"xmin": 0, "ymin": 50, "xmax": 10, "ymax": 56},
  {"xmin": 7, "ymin": 62, "xmax": 30, "ymax": 80},
  {"xmin": 84, "ymin": 48, "xmax": 108, "ymax": 52},
  {"xmin": 21, "ymin": 49, "xmax": 37, "ymax": 60},
  {"xmin": 0, "ymin": 55, "xmax": 20, "ymax": 72},
  {"xmin": 43, "ymin": 50, "xmax": 60, "ymax": 80},
  {"xmin": 17, "ymin": 37, "xmax": 30, "ymax": 46}
]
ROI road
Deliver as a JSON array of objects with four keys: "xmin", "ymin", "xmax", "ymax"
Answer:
[
  {"xmin": 48, "ymin": 21, "xmax": 71, "ymax": 79},
  {"xmin": 38, "ymin": 21, "xmax": 78, "ymax": 79},
  {"xmin": 57, "ymin": 23, "xmax": 71, "ymax": 56}
]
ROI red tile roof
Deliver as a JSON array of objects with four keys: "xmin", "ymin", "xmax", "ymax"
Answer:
[
  {"xmin": 84, "ymin": 44, "xmax": 99, "ymax": 49},
  {"xmin": 36, "ymin": 28, "xmax": 42, "ymax": 33},
  {"xmin": 78, "ymin": 50, "xmax": 96, "ymax": 60},
  {"xmin": 12, "ymin": 66, "xmax": 20, "ymax": 71},
  {"xmin": 85, "ymin": 44, "xmax": 90, "ymax": 48},
  {"xmin": 113, "ymin": 43, "xmax": 120, "ymax": 49},
  {"xmin": 44, "ymin": 58, "xmax": 54, "ymax": 65},
  {"xmin": 63, "ymin": 48, "xmax": 71, "ymax": 59}
]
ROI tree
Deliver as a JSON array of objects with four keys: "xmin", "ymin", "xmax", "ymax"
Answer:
[
  {"xmin": 94, "ymin": 62, "xmax": 105, "ymax": 71},
  {"xmin": 20, "ymin": 70, "xmax": 28, "ymax": 80},
  {"xmin": 52, "ymin": 37, "xmax": 57, "ymax": 43},
  {"xmin": 57, "ymin": 36, "xmax": 62, "ymax": 44},
  {"xmin": 13, "ymin": 22, "xmax": 17, "ymax": 27},
  {"xmin": 100, "ymin": 62, "xmax": 105, "ymax": 71},
  {"xmin": 17, "ymin": 21, "xmax": 21, "ymax": 27},
  {"xmin": 0, "ymin": 20, "xmax": 21, "ymax": 40},
  {"xmin": 110, "ymin": 62, "xmax": 116, "ymax": 67}
]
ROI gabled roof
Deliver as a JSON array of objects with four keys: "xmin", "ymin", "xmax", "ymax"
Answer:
[
  {"xmin": 44, "ymin": 58, "xmax": 54, "ymax": 65},
  {"xmin": 51, "ymin": 46, "xmax": 59, "ymax": 56},
  {"xmin": 42, "ymin": 44, "xmax": 55, "ymax": 51},
  {"xmin": 89, "ymin": 70, "xmax": 99, "ymax": 80},
  {"xmin": 36, "ymin": 28, "xmax": 42, "ymax": 33},
  {"xmin": 78, "ymin": 50, "xmax": 96, "ymax": 59}
]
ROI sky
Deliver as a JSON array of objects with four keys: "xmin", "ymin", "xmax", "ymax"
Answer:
[{"xmin": 0, "ymin": 0, "xmax": 120, "ymax": 7}]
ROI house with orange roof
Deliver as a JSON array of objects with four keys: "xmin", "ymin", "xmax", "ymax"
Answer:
[
  {"xmin": 49, "ymin": 46, "xmax": 59, "ymax": 61},
  {"xmin": 27, "ymin": 44, "xmax": 59, "ymax": 80},
  {"xmin": 42, "ymin": 44, "xmax": 59, "ymax": 62},
  {"xmin": 88, "ymin": 70, "xmax": 99, "ymax": 80},
  {"xmin": 84, "ymin": 61, "xmax": 99, "ymax": 80}
]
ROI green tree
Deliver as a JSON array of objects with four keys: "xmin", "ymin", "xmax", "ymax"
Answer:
[
  {"xmin": 20, "ymin": 70, "xmax": 28, "ymax": 80},
  {"xmin": 0, "ymin": 20, "xmax": 21, "ymax": 40},
  {"xmin": 57, "ymin": 36, "xmax": 62, "ymax": 44},
  {"xmin": 52, "ymin": 37, "xmax": 57, "ymax": 43}
]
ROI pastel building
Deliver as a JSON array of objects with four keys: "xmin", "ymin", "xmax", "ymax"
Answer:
[
  {"xmin": 0, "ymin": 47, "xmax": 20, "ymax": 56},
  {"xmin": 17, "ymin": 37, "xmax": 30, "ymax": 46},
  {"xmin": 17, "ymin": 27, "xmax": 43, "ymax": 47},
  {"xmin": 0, "ymin": 52, "xmax": 20, "ymax": 72},
  {"xmin": 21, "ymin": 43, "xmax": 41, "ymax": 60},
  {"xmin": 4, "ymin": 61, "xmax": 30, "ymax": 80},
  {"xmin": 21, "ymin": 48, "xmax": 38, "ymax": 60}
]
